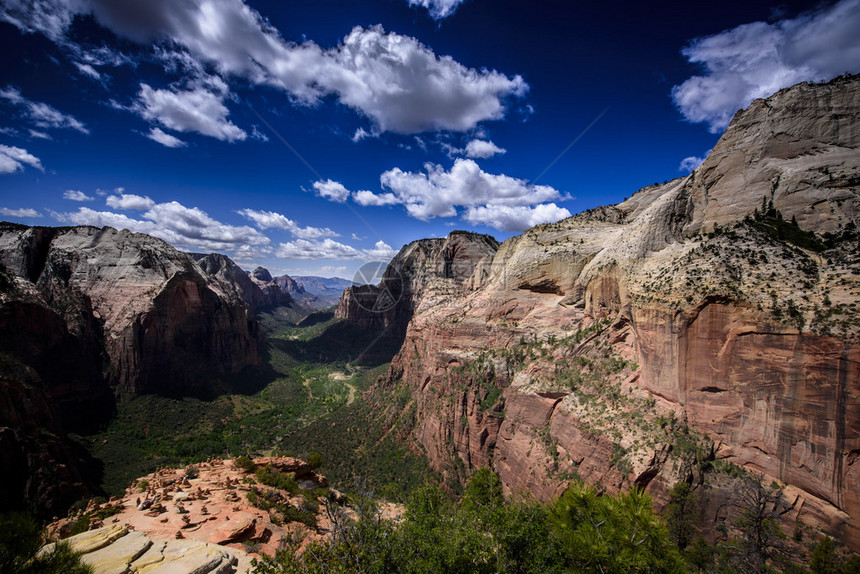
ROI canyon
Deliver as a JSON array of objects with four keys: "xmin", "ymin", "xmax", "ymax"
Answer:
[
  {"xmin": 0, "ymin": 74, "xmax": 858, "ymax": 557},
  {"xmin": 337, "ymin": 75, "xmax": 860, "ymax": 548},
  {"xmin": 0, "ymin": 225, "xmax": 307, "ymax": 515}
]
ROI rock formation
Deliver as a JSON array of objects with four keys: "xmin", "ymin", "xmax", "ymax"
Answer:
[
  {"xmin": 0, "ymin": 226, "xmax": 265, "ymax": 396},
  {"xmin": 335, "ymin": 230, "xmax": 499, "ymax": 339},
  {"xmin": 338, "ymin": 75, "xmax": 860, "ymax": 549},
  {"xmin": 42, "ymin": 457, "xmax": 402, "ymax": 573},
  {"xmin": 0, "ymin": 225, "xmax": 265, "ymax": 514}
]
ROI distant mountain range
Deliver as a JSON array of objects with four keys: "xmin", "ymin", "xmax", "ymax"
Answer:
[{"xmin": 291, "ymin": 276, "xmax": 356, "ymax": 308}]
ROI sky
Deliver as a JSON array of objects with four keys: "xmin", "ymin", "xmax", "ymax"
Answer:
[{"xmin": 1, "ymin": 0, "xmax": 858, "ymax": 279}]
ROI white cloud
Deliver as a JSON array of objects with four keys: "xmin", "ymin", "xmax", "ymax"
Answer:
[
  {"xmin": 373, "ymin": 158, "xmax": 570, "ymax": 231},
  {"xmin": 74, "ymin": 61, "xmax": 101, "ymax": 80},
  {"xmin": 275, "ymin": 238, "xmax": 395, "ymax": 261},
  {"xmin": 408, "ymin": 0, "xmax": 466, "ymax": 19},
  {"xmin": 2, "ymin": 2, "xmax": 527, "ymax": 136},
  {"xmin": 326, "ymin": 26, "xmax": 527, "ymax": 133},
  {"xmin": 133, "ymin": 83, "xmax": 246, "ymax": 142},
  {"xmin": 229, "ymin": 244, "xmax": 273, "ymax": 262},
  {"xmin": 276, "ymin": 238, "xmax": 362, "ymax": 260},
  {"xmin": 0, "ymin": 0, "xmax": 76, "ymax": 41},
  {"xmin": 59, "ymin": 201, "xmax": 270, "ymax": 252},
  {"xmin": 464, "ymin": 139, "xmax": 506, "ymax": 158},
  {"xmin": 0, "ymin": 144, "xmax": 44, "ymax": 174},
  {"xmin": 63, "ymin": 189, "xmax": 94, "ymax": 201},
  {"xmin": 0, "ymin": 207, "xmax": 42, "ymax": 218},
  {"xmin": 364, "ymin": 240, "xmax": 397, "ymax": 260},
  {"xmin": 0, "ymin": 86, "xmax": 89, "ymax": 134},
  {"xmin": 672, "ymin": 0, "xmax": 860, "ymax": 132},
  {"xmin": 105, "ymin": 193, "xmax": 155, "ymax": 210},
  {"xmin": 352, "ymin": 127, "xmax": 370, "ymax": 142},
  {"xmin": 462, "ymin": 203, "xmax": 571, "ymax": 233},
  {"xmin": 312, "ymin": 179, "xmax": 351, "ymax": 203},
  {"xmin": 28, "ymin": 130, "xmax": 51, "ymax": 140},
  {"xmin": 146, "ymin": 127, "xmax": 187, "ymax": 148},
  {"xmin": 353, "ymin": 190, "xmax": 399, "ymax": 206},
  {"xmin": 238, "ymin": 208, "xmax": 338, "ymax": 239},
  {"xmin": 678, "ymin": 153, "xmax": 708, "ymax": 173}
]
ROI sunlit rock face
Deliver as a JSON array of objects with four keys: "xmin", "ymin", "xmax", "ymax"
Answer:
[
  {"xmin": 340, "ymin": 76, "xmax": 860, "ymax": 549},
  {"xmin": 0, "ymin": 223, "xmax": 264, "ymax": 514}
]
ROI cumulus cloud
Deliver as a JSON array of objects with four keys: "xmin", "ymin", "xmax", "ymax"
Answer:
[
  {"xmin": 672, "ymin": 0, "xmax": 860, "ymax": 132},
  {"xmin": 276, "ymin": 238, "xmax": 395, "ymax": 260},
  {"xmin": 462, "ymin": 203, "xmax": 571, "ymax": 233},
  {"xmin": 324, "ymin": 25, "xmax": 527, "ymax": 133},
  {"xmin": 0, "ymin": 144, "xmax": 44, "ymax": 174},
  {"xmin": 353, "ymin": 190, "xmax": 399, "ymax": 206},
  {"xmin": 0, "ymin": 207, "xmax": 42, "ymax": 218},
  {"xmin": 364, "ymin": 240, "xmax": 397, "ymax": 260},
  {"xmin": 2, "ymin": 1, "xmax": 527, "ymax": 135},
  {"xmin": 0, "ymin": 86, "xmax": 89, "ymax": 133},
  {"xmin": 238, "ymin": 208, "xmax": 338, "ymax": 239},
  {"xmin": 464, "ymin": 139, "xmax": 506, "ymax": 158},
  {"xmin": 63, "ymin": 189, "xmax": 94, "ymax": 201},
  {"xmin": 408, "ymin": 0, "xmax": 466, "ymax": 19},
  {"xmin": 678, "ymin": 153, "xmax": 709, "ymax": 173},
  {"xmin": 105, "ymin": 193, "xmax": 155, "ymax": 210},
  {"xmin": 312, "ymin": 180, "xmax": 351, "ymax": 203},
  {"xmin": 147, "ymin": 127, "xmax": 186, "ymax": 148},
  {"xmin": 364, "ymin": 158, "xmax": 570, "ymax": 231},
  {"xmin": 133, "ymin": 83, "xmax": 246, "ymax": 142},
  {"xmin": 276, "ymin": 238, "xmax": 361, "ymax": 260},
  {"xmin": 58, "ymin": 201, "xmax": 269, "ymax": 252}
]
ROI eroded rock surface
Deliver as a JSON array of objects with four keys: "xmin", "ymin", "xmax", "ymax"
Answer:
[
  {"xmin": 0, "ymin": 226, "xmax": 264, "ymax": 514},
  {"xmin": 340, "ymin": 75, "xmax": 860, "ymax": 549}
]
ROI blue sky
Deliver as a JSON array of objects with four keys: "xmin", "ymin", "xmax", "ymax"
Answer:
[{"xmin": 1, "ymin": 0, "xmax": 858, "ymax": 279}]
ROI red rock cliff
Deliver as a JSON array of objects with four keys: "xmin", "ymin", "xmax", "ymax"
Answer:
[{"xmin": 362, "ymin": 76, "xmax": 860, "ymax": 549}]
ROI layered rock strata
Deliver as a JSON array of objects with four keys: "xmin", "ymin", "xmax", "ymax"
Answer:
[{"xmin": 339, "ymin": 75, "xmax": 860, "ymax": 549}]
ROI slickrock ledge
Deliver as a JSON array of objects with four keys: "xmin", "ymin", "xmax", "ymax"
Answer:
[
  {"xmin": 41, "ymin": 524, "xmax": 253, "ymax": 574},
  {"xmin": 43, "ymin": 457, "xmax": 361, "ymax": 573}
]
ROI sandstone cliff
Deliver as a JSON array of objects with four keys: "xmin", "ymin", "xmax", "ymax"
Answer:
[
  {"xmin": 0, "ymin": 224, "xmax": 265, "ymax": 514},
  {"xmin": 335, "ymin": 230, "xmax": 499, "ymax": 339},
  {"xmin": 190, "ymin": 255, "xmax": 293, "ymax": 310},
  {"xmin": 339, "ymin": 75, "xmax": 860, "ymax": 548}
]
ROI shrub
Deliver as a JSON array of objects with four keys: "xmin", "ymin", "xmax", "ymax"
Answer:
[
  {"xmin": 235, "ymin": 456, "xmax": 256, "ymax": 473},
  {"xmin": 0, "ymin": 512, "xmax": 93, "ymax": 574},
  {"xmin": 184, "ymin": 465, "xmax": 199, "ymax": 479},
  {"xmin": 305, "ymin": 451, "xmax": 323, "ymax": 470},
  {"xmin": 255, "ymin": 465, "xmax": 299, "ymax": 494}
]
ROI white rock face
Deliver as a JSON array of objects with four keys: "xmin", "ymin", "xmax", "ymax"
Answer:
[{"xmin": 40, "ymin": 525, "xmax": 253, "ymax": 574}]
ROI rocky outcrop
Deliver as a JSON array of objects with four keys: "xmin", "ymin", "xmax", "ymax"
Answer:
[
  {"xmin": 366, "ymin": 76, "xmax": 860, "ymax": 549},
  {"xmin": 248, "ymin": 266, "xmax": 294, "ymax": 308},
  {"xmin": 43, "ymin": 457, "xmax": 402, "ymax": 571},
  {"xmin": 0, "ymin": 225, "xmax": 263, "ymax": 396},
  {"xmin": 40, "ymin": 524, "xmax": 254, "ymax": 574},
  {"xmin": 190, "ymin": 256, "xmax": 293, "ymax": 310},
  {"xmin": 0, "ymin": 358, "xmax": 94, "ymax": 518},
  {"xmin": 336, "ymin": 231, "xmax": 499, "ymax": 339},
  {"xmin": 683, "ymin": 74, "xmax": 860, "ymax": 236},
  {"xmin": 0, "ymin": 225, "xmax": 266, "ymax": 514}
]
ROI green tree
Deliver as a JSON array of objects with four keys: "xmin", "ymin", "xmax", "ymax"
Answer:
[
  {"xmin": 810, "ymin": 536, "xmax": 839, "ymax": 574},
  {"xmin": 665, "ymin": 481, "xmax": 699, "ymax": 549},
  {"xmin": 550, "ymin": 483, "xmax": 685, "ymax": 573},
  {"xmin": 305, "ymin": 451, "xmax": 323, "ymax": 470},
  {"xmin": 0, "ymin": 512, "xmax": 93, "ymax": 574}
]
